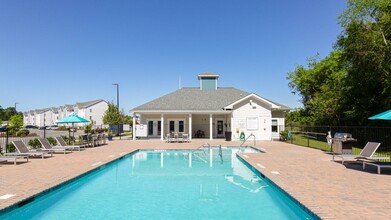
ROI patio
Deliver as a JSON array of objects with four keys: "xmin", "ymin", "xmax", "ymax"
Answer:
[{"xmin": 1, "ymin": 139, "xmax": 390, "ymax": 219}]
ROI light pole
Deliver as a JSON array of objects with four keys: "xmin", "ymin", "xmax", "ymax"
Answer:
[{"xmin": 112, "ymin": 83, "xmax": 121, "ymax": 140}]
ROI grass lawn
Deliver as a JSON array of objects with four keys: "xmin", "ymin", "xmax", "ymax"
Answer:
[
  {"xmin": 290, "ymin": 134, "xmax": 391, "ymax": 160},
  {"xmin": 291, "ymin": 134, "xmax": 330, "ymax": 151}
]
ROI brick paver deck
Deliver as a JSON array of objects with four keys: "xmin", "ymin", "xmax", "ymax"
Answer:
[{"xmin": 1, "ymin": 139, "xmax": 390, "ymax": 219}]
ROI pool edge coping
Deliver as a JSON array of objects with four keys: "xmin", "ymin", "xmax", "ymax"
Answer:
[
  {"xmin": 1, "ymin": 146, "xmax": 321, "ymax": 219},
  {"xmin": 237, "ymin": 154, "xmax": 321, "ymax": 220},
  {"xmin": 0, "ymin": 149, "xmax": 139, "ymax": 217}
]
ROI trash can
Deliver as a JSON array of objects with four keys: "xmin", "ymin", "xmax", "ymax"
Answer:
[{"xmin": 225, "ymin": 131, "xmax": 232, "ymax": 141}]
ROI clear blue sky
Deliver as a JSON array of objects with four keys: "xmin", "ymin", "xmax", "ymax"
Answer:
[{"xmin": 0, "ymin": 0, "xmax": 347, "ymax": 114}]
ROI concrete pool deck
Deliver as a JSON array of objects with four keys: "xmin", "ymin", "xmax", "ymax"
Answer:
[{"xmin": 1, "ymin": 139, "xmax": 390, "ymax": 219}]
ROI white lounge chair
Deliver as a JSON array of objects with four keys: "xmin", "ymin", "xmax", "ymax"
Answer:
[
  {"xmin": 363, "ymin": 161, "xmax": 391, "ymax": 174},
  {"xmin": 333, "ymin": 142, "xmax": 389, "ymax": 164},
  {"xmin": 0, "ymin": 156, "xmax": 29, "ymax": 165},
  {"xmin": 6, "ymin": 141, "xmax": 53, "ymax": 159},
  {"xmin": 38, "ymin": 138, "xmax": 74, "ymax": 154}
]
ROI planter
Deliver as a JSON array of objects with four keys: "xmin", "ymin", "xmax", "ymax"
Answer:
[
  {"xmin": 225, "ymin": 131, "xmax": 232, "ymax": 141},
  {"xmin": 108, "ymin": 136, "xmax": 113, "ymax": 141}
]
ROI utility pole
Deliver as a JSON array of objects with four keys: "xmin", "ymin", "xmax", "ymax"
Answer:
[{"xmin": 112, "ymin": 83, "xmax": 121, "ymax": 140}]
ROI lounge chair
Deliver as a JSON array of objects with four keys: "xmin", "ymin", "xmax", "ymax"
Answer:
[
  {"xmin": 333, "ymin": 142, "xmax": 389, "ymax": 164},
  {"xmin": 55, "ymin": 137, "xmax": 84, "ymax": 150},
  {"xmin": 363, "ymin": 161, "xmax": 391, "ymax": 174},
  {"xmin": 6, "ymin": 141, "xmax": 53, "ymax": 159},
  {"xmin": 0, "ymin": 156, "xmax": 29, "ymax": 165},
  {"xmin": 38, "ymin": 138, "xmax": 74, "ymax": 154}
]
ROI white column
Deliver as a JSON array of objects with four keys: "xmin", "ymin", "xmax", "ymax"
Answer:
[
  {"xmin": 132, "ymin": 112, "xmax": 136, "ymax": 140},
  {"xmin": 161, "ymin": 114, "xmax": 164, "ymax": 141},
  {"xmin": 210, "ymin": 114, "xmax": 213, "ymax": 140},
  {"xmin": 189, "ymin": 114, "xmax": 192, "ymax": 141}
]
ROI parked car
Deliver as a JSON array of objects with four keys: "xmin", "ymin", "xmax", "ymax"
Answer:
[
  {"xmin": 0, "ymin": 126, "xmax": 7, "ymax": 132},
  {"xmin": 25, "ymin": 125, "xmax": 38, "ymax": 129}
]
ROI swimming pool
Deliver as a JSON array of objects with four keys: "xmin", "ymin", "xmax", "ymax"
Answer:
[{"xmin": 1, "ymin": 147, "xmax": 317, "ymax": 219}]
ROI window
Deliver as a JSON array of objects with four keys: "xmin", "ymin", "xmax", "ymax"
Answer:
[
  {"xmin": 158, "ymin": 121, "xmax": 161, "ymax": 135},
  {"xmin": 169, "ymin": 121, "xmax": 175, "ymax": 133},
  {"xmin": 90, "ymin": 109, "xmax": 92, "ymax": 113},
  {"xmin": 179, "ymin": 121, "xmax": 184, "ymax": 132},
  {"xmin": 89, "ymin": 116, "xmax": 92, "ymax": 120},
  {"xmin": 271, "ymin": 119, "xmax": 278, "ymax": 132}
]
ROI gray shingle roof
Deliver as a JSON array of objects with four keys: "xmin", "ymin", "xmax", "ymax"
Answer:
[
  {"xmin": 75, "ymin": 99, "xmax": 106, "ymax": 109},
  {"xmin": 131, "ymin": 87, "xmax": 290, "ymax": 112}
]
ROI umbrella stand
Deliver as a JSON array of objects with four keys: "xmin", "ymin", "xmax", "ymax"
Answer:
[
  {"xmin": 72, "ymin": 122, "xmax": 75, "ymax": 145},
  {"xmin": 68, "ymin": 126, "xmax": 71, "ymax": 145}
]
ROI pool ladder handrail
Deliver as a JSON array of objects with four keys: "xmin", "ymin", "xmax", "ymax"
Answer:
[
  {"xmin": 238, "ymin": 133, "xmax": 256, "ymax": 152},
  {"xmin": 219, "ymin": 145, "xmax": 223, "ymax": 164}
]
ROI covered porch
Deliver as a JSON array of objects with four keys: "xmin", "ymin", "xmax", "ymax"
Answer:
[{"xmin": 132, "ymin": 112, "xmax": 233, "ymax": 141}]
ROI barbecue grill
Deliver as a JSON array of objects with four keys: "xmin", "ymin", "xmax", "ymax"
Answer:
[{"xmin": 332, "ymin": 132, "xmax": 357, "ymax": 154}]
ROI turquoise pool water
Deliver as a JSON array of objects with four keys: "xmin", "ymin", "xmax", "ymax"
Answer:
[{"xmin": 2, "ymin": 147, "xmax": 316, "ymax": 219}]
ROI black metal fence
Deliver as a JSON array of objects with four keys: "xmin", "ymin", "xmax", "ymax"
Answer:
[
  {"xmin": 287, "ymin": 125, "xmax": 391, "ymax": 158},
  {"xmin": 0, "ymin": 130, "xmax": 38, "ymax": 154}
]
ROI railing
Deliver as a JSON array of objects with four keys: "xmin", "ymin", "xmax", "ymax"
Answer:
[
  {"xmin": 287, "ymin": 125, "xmax": 391, "ymax": 159},
  {"xmin": 240, "ymin": 133, "xmax": 256, "ymax": 147}
]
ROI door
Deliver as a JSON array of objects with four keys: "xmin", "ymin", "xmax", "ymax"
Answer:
[
  {"xmin": 158, "ymin": 121, "xmax": 161, "ymax": 135},
  {"xmin": 217, "ymin": 120, "xmax": 224, "ymax": 135},
  {"xmin": 148, "ymin": 121, "xmax": 153, "ymax": 136}
]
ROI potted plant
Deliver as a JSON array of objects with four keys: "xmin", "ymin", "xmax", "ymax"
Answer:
[{"xmin": 107, "ymin": 131, "xmax": 113, "ymax": 141}]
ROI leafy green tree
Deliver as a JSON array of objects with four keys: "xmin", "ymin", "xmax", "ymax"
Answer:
[
  {"xmin": 337, "ymin": 0, "xmax": 391, "ymax": 125},
  {"xmin": 287, "ymin": 0, "xmax": 390, "ymax": 126},
  {"xmin": 122, "ymin": 115, "xmax": 133, "ymax": 125},
  {"xmin": 0, "ymin": 106, "xmax": 19, "ymax": 121},
  {"xmin": 103, "ymin": 103, "xmax": 123, "ymax": 126},
  {"xmin": 7, "ymin": 114, "xmax": 23, "ymax": 135},
  {"xmin": 287, "ymin": 51, "xmax": 347, "ymax": 125}
]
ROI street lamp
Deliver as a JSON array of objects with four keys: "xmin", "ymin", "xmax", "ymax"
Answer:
[{"xmin": 112, "ymin": 83, "xmax": 121, "ymax": 140}]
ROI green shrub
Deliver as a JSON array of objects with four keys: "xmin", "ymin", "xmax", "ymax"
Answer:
[
  {"xmin": 7, "ymin": 143, "xmax": 16, "ymax": 152},
  {"xmin": 61, "ymin": 135, "xmax": 75, "ymax": 144},
  {"xmin": 47, "ymin": 137, "xmax": 57, "ymax": 146},
  {"xmin": 17, "ymin": 129, "xmax": 30, "ymax": 137},
  {"xmin": 28, "ymin": 138, "xmax": 41, "ymax": 149},
  {"xmin": 280, "ymin": 130, "xmax": 290, "ymax": 141}
]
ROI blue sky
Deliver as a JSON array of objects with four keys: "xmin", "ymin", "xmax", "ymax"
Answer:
[{"xmin": 0, "ymin": 0, "xmax": 347, "ymax": 113}]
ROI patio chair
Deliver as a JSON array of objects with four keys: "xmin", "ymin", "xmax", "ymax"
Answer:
[
  {"xmin": 6, "ymin": 141, "xmax": 53, "ymax": 159},
  {"xmin": 183, "ymin": 133, "xmax": 190, "ymax": 143},
  {"xmin": 166, "ymin": 133, "xmax": 177, "ymax": 143},
  {"xmin": 333, "ymin": 142, "xmax": 389, "ymax": 164},
  {"xmin": 0, "ymin": 156, "xmax": 29, "ymax": 165},
  {"xmin": 177, "ymin": 132, "xmax": 184, "ymax": 142},
  {"xmin": 38, "ymin": 138, "xmax": 75, "ymax": 154},
  {"xmin": 55, "ymin": 137, "xmax": 84, "ymax": 150}
]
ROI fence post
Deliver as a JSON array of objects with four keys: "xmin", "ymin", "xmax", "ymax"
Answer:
[
  {"xmin": 5, "ymin": 127, "xmax": 9, "ymax": 154},
  {"xmin": 290, "ymin": 125, "xmax": 293, "ymax": 144}
]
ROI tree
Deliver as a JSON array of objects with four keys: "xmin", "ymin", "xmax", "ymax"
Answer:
[
  {"xmin": 286, "ymin": 0, "xmax": 391, "ymax": 126},
  {"xmin": 8, "ymin": 114, "xmax": 23, "ymax": 135},
  {"xmin": 102, "ymin": 103, "xmax": 123, "ymax": 126},
  {"xmin": 0, "ymin": 106, "xmax": 19, "ymax": 121},
  {"xmin": 287, "ymin": 51, "xmax": 347, "ymax": 125},
  {"xmin": 337, "ymin": 0, "xmax": 391, "ymax": 125}
]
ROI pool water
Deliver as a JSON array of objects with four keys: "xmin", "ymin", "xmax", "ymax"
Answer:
[{"xmin": 2, "ymin": 147, "xmax": 315, "ymax": 219}]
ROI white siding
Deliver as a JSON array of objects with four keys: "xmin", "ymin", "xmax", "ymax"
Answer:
[
  {"xmin": 232, "ymin": 98, "xmax": 272, "ymax": 141},
  {"xmin": 84, "ymin": 101, "xmax": 108, "ymax": 126}
]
